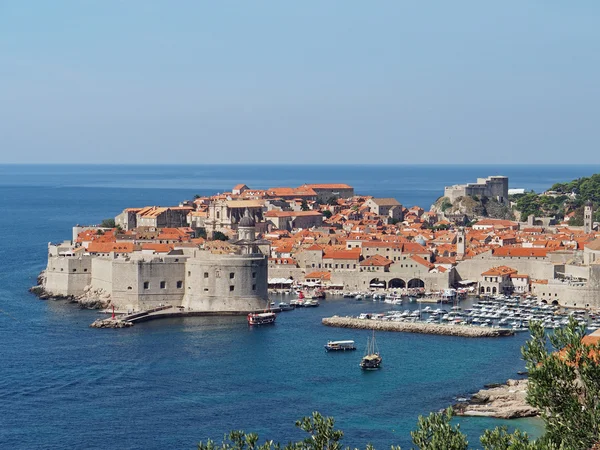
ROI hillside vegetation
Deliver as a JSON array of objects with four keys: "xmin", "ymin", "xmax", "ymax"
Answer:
[{"xmin": 511, "ymin": 172, "xmax": 600, "ymax": 224}]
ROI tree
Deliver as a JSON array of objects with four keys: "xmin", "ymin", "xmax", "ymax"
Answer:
[
  {"xmin": 522, "ymin": 318, "xmax": 600, "ymax": 449},
  {"xmin": 212, "ymin": 231, "xmax": 229, "ymax": 241},
  {"xmin": 301, "ymin": 200, "xmax": 310, "ymax": 211},
  {"xmin": 410, "ymin": 408, "xmax": 468, "ymax": 450},
  {"xmin": 100, "ymin": 218, "xmax": 116, "ymax": 228},
  {"xmin": 322, "ymin": 210, "xmax": 332, "ymax": 219}
]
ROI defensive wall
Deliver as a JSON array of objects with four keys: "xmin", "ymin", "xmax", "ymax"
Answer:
[
  {"xmin": 182, "ymin": 251, "xmax": 269, "ymax": 312},
  {"xmin": 43, "ymin": 245, "xmax": 269, "ymax": 314},
  {"xmin": 45, "ymin": 255, "xmax": 92, "ymax": 297}
]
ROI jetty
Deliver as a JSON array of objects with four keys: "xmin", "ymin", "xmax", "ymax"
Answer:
[{"xmin": 322, "ymin": 316, "xmax": 514, "ymax": 337}]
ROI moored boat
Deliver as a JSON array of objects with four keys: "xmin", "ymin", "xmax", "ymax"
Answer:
[{"xmin": 278, "ymin": 302, "xmax": 294, "ymax": 311}]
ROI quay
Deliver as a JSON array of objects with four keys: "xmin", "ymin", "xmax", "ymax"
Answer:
[
  {"xmin": 91, "ymin": 305, "xmax": 283, "ymax": 328},
  {"xmin": 322, "ymin": 316, "xmax": 515, "ymax": 337}
]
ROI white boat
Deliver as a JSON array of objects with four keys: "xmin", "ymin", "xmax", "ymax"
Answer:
[{"xmin": 325, "ymin": 340, "xmax": 356, "ymax": 351}]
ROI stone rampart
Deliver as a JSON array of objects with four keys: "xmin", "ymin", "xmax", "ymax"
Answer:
[{"xmin": 182, "ymin": 251, "xmax": 269, "ymax": 312}]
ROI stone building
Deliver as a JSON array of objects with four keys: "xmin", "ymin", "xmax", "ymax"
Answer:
[
  {"xmin": 264, "ymin": 210, "xmax": 323, "ymax": 231},
  {"xmin": 364, "ymin": 198, "xmax": 403, "ymax": 220},
  {"xmin": 444, "ymin": 176, "xmax": 509, "ymax": 204},
  {"xmin": 205, "ymin": 199, "xmax": 265, "ymax": 234},
  {"xmin": 301, "ymin": 183, "xmax": 354, "ymax": 202},
  {"xmin": 42, "ymin": 218, "xmax": 269, "ymax": 314},
  {"xmin": 115, "ymin": 206, "xmax": 193, "ymax": 230}
]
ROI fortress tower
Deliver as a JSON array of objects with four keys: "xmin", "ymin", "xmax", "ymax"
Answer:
[{"xmin": 584, "ymin": 201, "xmax": 593, "ymax": 234}]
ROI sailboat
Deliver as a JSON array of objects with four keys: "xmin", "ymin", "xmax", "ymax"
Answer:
[{"xmin": 360, "ymin": 330, "xmax": 382, "ymax": 370}]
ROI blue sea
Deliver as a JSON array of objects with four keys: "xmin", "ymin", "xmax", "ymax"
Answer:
[{"xmin": 1, "ymin": 164, "xmax": 599, "ymax": 450}]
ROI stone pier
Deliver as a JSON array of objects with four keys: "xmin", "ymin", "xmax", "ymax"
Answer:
[{"xmin": 322, "ymin": 316, "xmax": 514, "ymax": 337}]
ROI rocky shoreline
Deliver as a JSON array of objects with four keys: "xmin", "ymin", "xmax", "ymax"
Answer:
[
  {"xmin": 29, "ymin": 271, "xmax": 111, "ymax": 309},
  {"xmin": 322, "ymin": 316, "xmax": 514, "ymax": 337},
  {"xmin": 453, "ymin": 379, "xmax": 538, "ymax": 419},
  {"xmin": 90, "ymin": 318, "xmax": 133, "ymax": 328}
]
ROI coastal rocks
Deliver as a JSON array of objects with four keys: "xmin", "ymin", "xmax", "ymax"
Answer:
[
  {"xmin": 90, "ymin": 318, "xmax": 133, "ymax": 328},
  {"xmin": 322, "ymin": 316, "xmax": 514, "ymax": 338},
  {"xmin": 454, "ymin": 379, "xmax": 538, "ymax": 419},
  {"xmin": 76, "ymin": 285, "xmax": 111, "ymax": 309},
  {"xmin": 29, "ymin": 275, "xmax": 110, "ymax": 309}
]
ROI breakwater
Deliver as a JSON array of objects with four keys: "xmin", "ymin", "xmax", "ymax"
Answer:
[{"xmin": 322, "ymin": 316, "xmax": 515, "ymax": 337}]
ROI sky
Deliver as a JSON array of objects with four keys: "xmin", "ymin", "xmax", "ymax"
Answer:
[{"xmin": 1, "ymin": 1, "xmax": 599, "ymax": 165}]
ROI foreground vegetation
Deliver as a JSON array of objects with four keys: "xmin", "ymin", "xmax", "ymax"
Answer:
[{"xmin": 198, "ymin": 319, "xmax": 600, "ymax": 449}]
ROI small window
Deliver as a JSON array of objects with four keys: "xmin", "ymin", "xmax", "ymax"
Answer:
[
  {"xmin": 177, "ymin": 281, "xmax": 183, "ymax": 289},
  {"xmin": 73, "ymin": 269, "xmax": 77, "ymax": 272},
  {"xmin": 229, "ymin": 272, "xmax": 235, "ymax": 279},
  {"xmin": 188, "ymin": 271, "xmax": 191, "ymax": 276},
  {"xmin": 127, "ymin": 286, "xmax": 132, "ymax": 290},
  {"xmin": 84, "ymin": 268, "xmax": 88, "ymax": 272},
  {"xmin": 60, "ymin": 268, "xmax": 64, "ymax": 271},
  {"xmin": 230, "ymin": 285, "xmax": 234, "ymax": 292},
  {"xmin": 204, "ymin": 288, "xmax": 209, "ymax": 292},
  {"xmin": 160, "ymin": 281, "xmax": 166, "ymax": 289},
  {"xmin": 204, "ymin": 272, "xmax": 209, "ymax": 278},
  {"xmin": 252, "ymin": 284, "xmax": 256, "ymax": 290},
  {"xmin": 143, "ymin": 282, "xmax": 149, "ymax": 290},
  {"xmin": 252, "ymin": 272, "xmax": 256, "ymax": 279}
]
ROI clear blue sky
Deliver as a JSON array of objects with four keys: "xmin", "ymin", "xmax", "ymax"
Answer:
[{"xmin": 1, "ymin": 1, "xmax": 599, "ymax": 164}]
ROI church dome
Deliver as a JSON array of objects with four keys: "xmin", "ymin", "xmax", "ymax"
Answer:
[{"xmin": 239, "ymin": 209, "xmax": 255, "ymax": 228}]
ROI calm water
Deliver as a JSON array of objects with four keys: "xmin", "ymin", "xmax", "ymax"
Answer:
[{"xmin": 1, "ymin": 164, "xmax": 598, "ymax": 449}]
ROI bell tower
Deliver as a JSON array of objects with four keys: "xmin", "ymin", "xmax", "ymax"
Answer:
[
  {"xmin": 584, "ymin": 201, "xmax": 593, "ymax": 234},
  {"xmin": 456, "ymin": 227, "xmax": 466, "ymax": 258}
]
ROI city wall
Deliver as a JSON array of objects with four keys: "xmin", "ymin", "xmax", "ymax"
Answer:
[{"xmin": 182, "ymin": 251, "xmax": 269, "ymax": 312}]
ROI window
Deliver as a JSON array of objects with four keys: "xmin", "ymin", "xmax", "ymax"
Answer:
[
  {"xmin": 229, "ymin": 285, "xmax": 235, "ymax": 292},
  {"xmin": 84, "ymin": 268, "xmax": 88, "ymax": 272},
  {"xmin": 204, "ymin": 288, "xmax": 209, "ymax": 292},
  {"xmin": 188, "ymin": 271, "xmax": 191, "ymax": 276},
  {"xmin": 143, "ymin": 282, "xmax": 149, "ymax": 290},
  {"xmin": 229, "ymin": 272, "xmax": 235, "ymax": 279},
  {"xmin": 127, "ymin": 286, "xmax": 132, "ymax": 290},
  {"xmin": 177, "ymin": 281, "xmax": 183, "ymax": 289},
  {"xmin": 73, "ymin": 269, "xmax": 77, "ymax": 272},
  {"xmin": 204, "ymin": 272, "xmax": 209, "ymax": 278},
  {"xmin": 160, "ymin": 281, "xmax": 166, "ymax": 289},
  {"xmin": 252, "ymin": 284, "xmax": 256, "ymax": 290}
]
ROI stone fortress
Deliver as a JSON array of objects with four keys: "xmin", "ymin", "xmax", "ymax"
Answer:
[
  {"xmin": 444, "ymin": 176, "xmax": 509, "ymax": 204},
  {"xmin": 42, "ymin": 211, "xmax": 270, "ymax": 314}
]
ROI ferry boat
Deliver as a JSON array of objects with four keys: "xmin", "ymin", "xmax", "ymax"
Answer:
[
  {"xmin": 324, "ymin": 340, "xmax": 356, "ymax": 352},
  {"xmin": 360, "ymin": 331, "xmax": 382, "ymax": 370},
  {"xmin": 247, "ymin": 311, "xmax": 276, "ymax": 326}
]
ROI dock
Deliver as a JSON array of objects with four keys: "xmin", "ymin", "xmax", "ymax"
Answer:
[
  {"xmin": 322, "ymin": 316, "xmax": 515, "ymax": 337},
  {"xmin": 91, "ymin": 305, "xmax": 283, "ymax": 327}
]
